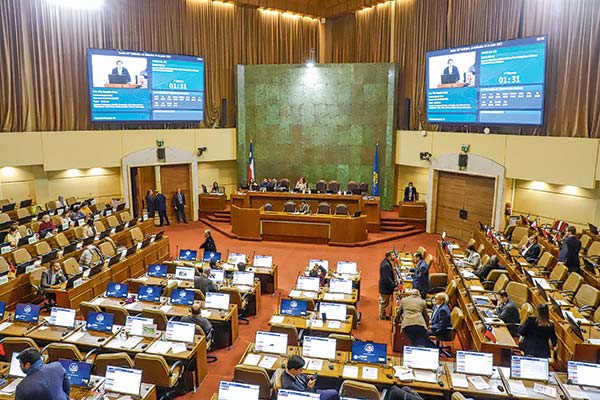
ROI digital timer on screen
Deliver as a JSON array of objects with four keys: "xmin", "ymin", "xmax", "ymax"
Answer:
[
  {"xmin": 426, "ymin": 35, "xmax": 547, "ymax": 126},
  {"xmin": 87, "ymin": 48, "xmax": 204, "ymax": 122}
]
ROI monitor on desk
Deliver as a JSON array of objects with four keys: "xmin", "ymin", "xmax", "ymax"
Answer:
[
  {"xmin": 170, "ymin": 288, "xmax": 194, "ymax": 306},
  {"xmin": 209, "ymin": 269, "xmax": 225, "ymax": 283},
  {"xmin": 105, "ymin": 282, "xmax": 129, "ymax": 299},
  {"xmin": 125, "ymin": 316, "xmax": 154, "ymax": 336},
  {"xmin": 63, "ymin": 242, "xmax": 77, "ymax": 256},
  {"xmin": 178, "ymin": 249, "xmax": 197, "ymax": 261},
  {"xmin": 455, "ymin": 351, "xmax": 494, "ymax": 376},
  {"xmin": 302, "ymin": 336, "xmax": 337, "ymax": 360},
  {"xmin": 549, "ymin": 296, "xmax": 565, "ymax": 319},
  {"xmin": 41, "ymin": 249, "xmax": 60, "ymax": 264},
  {"xmin": 227, "ymin": 252, "xmax": 247, "ymax": 265},
  {"xmin": 403, "ymin": 346, "xmax": 439, "ymax": 370},
  {"xmin": 319, "ymin": 302, "xmax": 347, "ymax": 321},
  {"xmin": 535, "ymin": 279, "xmax": 549, "ymax": 301},
  {"xmin": 9, "ymin": 353, "xmax": 26, "ymax": 378},
  {"xmin": 329, "ymin": 278, "xmax": 353, "ymax": 294},
  {"xmin": 568, "ymin": 361, "xmax": 600, "ymax": 388},
  {"xmin": 137, "ymin": 285, "xmax": 162, "ymax": 303},
  {"xmin": 58, "ymin": 359, "xmax": 92, "ymax": 387},
  {"xmin": 14, "ymin": 303, "xmax": 40, "ymax": 323},
  {"xmin": 566, "ymin": 312, "xmax": 585, "ymax": 341},
  {"xmin": 0, "ymin": 301, "xmax": 6, "ymax": 320},
  {"xmin": 233, "ymin": 271, "xmax": 254, "ymax": 286},
  {"xmin": 147, "ymin": 264, "xmax": 167, "ymax": 278},
  {"xmin": 255, "ymin": 331, "xmax": 288, "ymax": 355},
  {"xmin": 165, "ymin": 320, "xmax": 196, "ymax": 343},
  {"xmin": 205, "ymin": 292, "xmax": 230, "ymax": 310},
  {"xmin": 510, "ymin": 355, "xmax": 549, "ymax": 381},
  {"xmin": 49, "ymin": 307, "xmax": 76, "ymax": 328},
  {"xmin": 105, "ymin": 366, "xmax": 142, "ymax": 396},
  {"xmin": 218, "ymin": 381, "xmax": 260, "ymax": 400},
  {"xmin": 277, "ymin": 389, "xmax": 320, "ymax": 400},
  {"xmin": 280, "ymin": 299, "xmax": 307, "ymax": 317},
  {"xmin": 65, "ymin": 273, "xmax": 83, "ymax": 290},
  {"xmin": 174, "ymin": 266, "xmax": 195, "ymax": 281},
  {"xmin": 203, "ymin": 251, "xmax": 221, "ymax": 263},
  {"xmin": 352, "ymin": 340, "xmax": 387, "ymax": 365},
  {"xmin": 336, "ymin": 261, "xmax": 358, "ymax": 275},
  {"xmin": 309, "ymin": 259, "xmax": 329, "ymax": 271},
  {"xmin": 297, "ymin": 276, "xmax": 320, "ymax": 292},
  {"xmin": 253, "ymin": 255, "xmax": 273, "ymax": 268},
  {"xmin": 86, "ymin": 311, "xmax": 114, "ymax": 333}
]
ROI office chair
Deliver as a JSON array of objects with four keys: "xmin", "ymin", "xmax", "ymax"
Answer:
[
  {"xmin": 339, "ymin": 380, "xmax": 380, "ymax": 400},
  {"xmin": 430, "ymin": 307, "xmax": 463, "ymax": 358},
  {"xmin": 317, "ymin": 202, "xmax": 331, "ymax": 214},
  {"xmin": 587, "ymin": 241, "xmax": 600, "ymax": 257},
  {"xmin": 327, "ymin": 180, "xmax": 340, "ymax": 193},
  {"xmin": 282, "ymin": 201, "xmax": 296, "ymax": 213},
  {"xmin": 94, "ymin": 352, "xmax": 133, "ymax": 376},
  {"xmin": 316, "ymin": 180, "xmax": 327, "ymax": 193},
  {"xmin": 233, "ymin": 365, "xmax": 272, "ymax": 399},
  {"xmin": 328, "ymin": 333, "xmax": 354, "ymax": 352},
  {"xmin": 129, "ymin": 226, "xmax": 144, "ymax": 244},
  {"xmin": 29, "ymin": 267, "xmax": 54, "ymax": 312},
  {"xmin": 106, "ymin": 215, "xmax": 120, "ymax": 228},
  {"xmin": 545, "ymin": 263, "xmax": 568, "ymax": 287},
  {"xmin": 0, "ymin": 337, "xmax": 41, "ymax": 359},
  {"xmin": 560, "ymin": 272, "xmax": 584, "ymax": 300},
  {"xmin": 62, "ymin": 257, "xmax": 81, "ymax": 277},
  {"xmin": 263, "ymin": 203, "xmax": 273, "ymax": 211},
  {"xmin": 334, "ymin": 204, "xmax": 348, "ymax": 215},
  {"xmin": 482, "ymin": 269, "xmax": 509, "ymax": 290},
  {"xmin": 572, "ymin": 284, "xmax": 600, "ymax": 318},
  {"xmin": 141, "ymin": 308, "xmax": 169, "ymax": 331},
  {"xmin": 41, "ymin": 343, "xmax": 97, "ymax": 363},
  {"xmin": 220, "ymin": 286, "xmax": 250, "ymax": 324},
  {"xmin": 134, "ymin": 353, "xmax": 185, "ymax": 399},
  {"xmin": 358, "ymin": 182, "xmax": 369, "ymax": 194},
  {"xmin": 12, "ymin": 248, "xmax": 32, "ymax": 265},
  {"xmin": 270, "ymin": 323, "xmax": 299, "ymax": 346},
  {"xmin": 510, "ymin": 226, "xmax": 529, "ymax": 245},
  {"xmin": 104, "ymin": 305, "xmax": 129, "ymax": 326},
  {"xmin": 119, "ymin": 211, "xmax": 132, "ymax": 222},
  {"xmin": 505, "ymin": 282, "xmax": 528, "ymax": 307},
  {"xmin": 79, "ymin": 301, "xmax": 102, "ymax": 320},
  {"xmin": 94, "ymin": 220, "xmax": 106, "ymax": 233},
  {"xmin": 99, "ymin": 240, "xmax": 117, "ymax": 258},
  {"xmin": 53, "ymin": 232, "xmax": 70, "ymax": 248},
  {"xmin": 346, "ymin": 181, "xmax": 358, "ymax": 194}
]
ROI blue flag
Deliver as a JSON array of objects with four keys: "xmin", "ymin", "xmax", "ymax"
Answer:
[{"xmin": 372, "ymin": 142, "xmax": 379, "ymax": 196}]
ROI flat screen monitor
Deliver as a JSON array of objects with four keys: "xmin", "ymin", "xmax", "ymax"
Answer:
[
  {"xmin": 170, "ymin": 288, "xmax": 195, "ymax": 306},
  {"xmin": 14, "ymin": 303, "xmax": 40, "ymax": 323},
  {"xmin": 86, "ymin": 312, "xmax": 114, "ymax": 333},
  {"xmin": 203, "ymin": 251, "xmax": 221, "ymax": 263},
  {"xmin": 174, "ymin": 266, "xmax": 195, "ymax": 281},
  {"xmin": 233, "ymin": 271, "xmax": 254, "ymax": 286},
  {"xmin": 254, "ymin": 331, "xmax": 288, "ymax": 355},
  {"xmin": 309, "ymin": 259, "xmax": 328, "ymax": 271},
  {"xmin": 0, "ymin": 301, "xmax": 6, "ymax": 319},
  {"xmin": 9, "ymin": 353, "xmax": 26, "ymax": 378},
  {"xmin": 49, "ymin": 307, "xmax": 77, "ymax": 328},
  {"xmin": 253, "ymin": 255, "xmax": 273, "ymax": 268},
  {"xmin": 297, "ymin": 276, "xmax": 320, "ymax": 292},
  {"xmin": 125, "ymin": 316, "xmax": 154, "ymax": 336},
  {"xmin": 425, "ymin": 35, "xmax": 547, "ymax": 126},
  {"xmin": 106, "ymin": 282, "xmax": 129, "ymax": 299},
  {"xmin": 567, "ymin": 361, "xmax": 600, "ymax": 388},
  {"xmin": 218, "ymin": 381, "xmax": 260, "ymax": 400},
  {"xmin": 456, "ymin": 351, "xmax": 494, "ymax": 376},
  {"xmin": 87, "ymin": 48, "xmax": 204, "ymax": 123},
  {"xmin": 280, "ymin": 299, "xmax": 308, "ymax": 317},
  {"xmin": 178, "ymin": 249, "xmax": 197, "ymax": 261},
  {"xmin": 403, "ymin": 346, "xmax": 439, "ymax": 370},
  {"xmin": 209, "ymin": 269, "xmax": 225, "ymax": 283},
  {"xmin": 351, "ymin": 341, "xmax": 387, "ymax": 365},
  {"xmin": 227, "ymin": 252, "xmax": 246, "ymax": 265},
  {"xmin": 147, "ymin": 264, "xmax": 167, "ymax": 277},
  {"xmin": 329, "ymin": 279, "xmax": 353, "ymax": 294},
  {"xmin": 205, "ymin": 292, "xmax": 230, "ymax": 310},
  {"xmin": 336, "ymin": 261, "xmax": 357, "ymax": 274},
  {"xmin": 137, "ymin": 285, "xmax": 161, "ymax": 303},
  {"xmin": 510, "ymin": 356, "xmax": 549, "ymax": 381},
  {"xmin": 277, "ymin": 389, "xmax": 320, "ymax": 400},
  {"xmin": 104, "ymin": 366, "xmax": 143, "ymax": 396},
  {"xmin": 58, "ymin": 359, "xmax": 92, "ymax": 387},
  {"xmin": 302, "ymin": 336, "xmax": 337, "ymax": 360},
  {"xmin": 165, "ymin": 320, "xmax": 196, "ymax": 343},
  {"xmin": 319, "ymin": 302, "xmax": 347, "ymax": 321}
]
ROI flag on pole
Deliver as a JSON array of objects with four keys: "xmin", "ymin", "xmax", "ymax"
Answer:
[
  {"xmin": 248, "ymin": 140, "xmax": 255, "ymax": 183},
  {"xmin": 371, "ymin": 142, "xmax": 379, "ymax": 196}
]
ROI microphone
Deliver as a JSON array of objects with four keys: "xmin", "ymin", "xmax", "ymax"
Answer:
[
  {"xmin": 175, "ymin": 245, "xmax": 179, "ymax": 261},
  {"xmin": 276, "ymin": 291, "xmax": 282, "ymax": 314}
]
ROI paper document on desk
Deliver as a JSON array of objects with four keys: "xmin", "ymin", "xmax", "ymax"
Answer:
[
  {"xmin": 467, "ymin": 375, "xmax": 491, "ymax": 390},
  {"xmin": 270, "ymin": 315, "xmax": 285, "ymax": 324},
  {"xmin": 171, "ymin": 342, "xmax": 187, "ymax": 354},
  {"xmin": 0, "ymin": 378, "xmax": 22, "ymax": 394},
  {"xmin": 533, "ymin": 383, "xmax": 556, "ymax": 398},
  {"xmin": 148, "ymin": 341, "xmax": 172, "ymax": 354},
  {"xmin": 305, "ymin": 358, "xmax": 323, "ymax": 371},
  {"xmin": 342, "ymin": 365, "xmax": 359, "ymax": 379},
  {"xmin": 159, "ymin": 305, "xmax": 172, "ymax": 313},
  {"xmin": 565, "ymin": 384, "xmax": 590, "ymax": 400},
  {"xmin": 200, "ymin": 310, "xmax": 211, "ymax": 318},
  {"xmin": 124, "ymin": 303, "xmax": 137, "ymax": 310},
  {"xmin": 323, "ymin": 293, "xmax": 343, "ymax": 301},
  {"xmin": 534, "ymin": 278, "xmax": 552, "ymax": 290},
  {"xmin": 461, "ymin": 270, "xmax": 476, "ymax": 279},
  {"xmin": 236, "ymin": 285, "xmax": 252, "ymax": 292},
  {"xmin": 309, "ymin": 320, "xmax": 323, "ymax": 328},
  {"xmin": 0, "ymin": 322, "xmax": 12, "ymax": 332},
  {"xmin": 588, "ymin": 339, "xmax": 600, "ymax": 345},
  {"xmin": 304, "ymin": 291, "xmax": 317, "ymax": 299},
  {"xmin": 288, "ymin": 290, "xmax": 301, "ymax": 297},
  {"xmin": 243, "ymin": 354, "xmax": 261, "ymax": 366},
  {"xmin": 361, "ymin": 367, "xmax": 379, "ymax": 380},
  {"xmin": 394, "ymin": 366, "xmax": 415, "ymax": 381},
  {"xmin": 507, "ymin": 380, "xmax": 528, "ymax": 397},
  {"xmin": 413, "ymin": 369, "xmax": 437, "ymax": 383},
  {"xmin": 469, "ymin": 285, "xmax": 485, "ymax": 291},
  {"xmin": 68, "ymin": 331, "xmax": 86, "ymax": 342},
  {"xmin": 91, "ymin": 298, "xmax": 105, "ymax": 306},
  {"xmin": 258, "ymin": 356, "xmax": 277, "ymax": 369},
  {"xmin": 451, "ymin": 373, "xmax": 469, "ymax": 388},
  {"xmin": 111, "ymin": 336, "xmax": 143, "ymax": 350},
  {"xmin": 327, "ymin": 320, "xmax": 341, "ymax": 329}
]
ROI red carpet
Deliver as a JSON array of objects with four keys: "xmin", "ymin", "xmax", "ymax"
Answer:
[{"xmin": 161, "ymin": 221, "xmax": 441, "ymax": 399}]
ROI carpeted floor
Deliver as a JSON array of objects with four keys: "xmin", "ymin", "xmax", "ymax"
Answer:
[{"xmin": 161, "ymin": 220, "xmax": 443, "ymax": 399}]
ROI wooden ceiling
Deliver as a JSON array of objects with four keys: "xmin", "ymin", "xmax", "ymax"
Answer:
[{"xmin": 233, "ymin": 0, "xmax": 389, "ymax": 18}]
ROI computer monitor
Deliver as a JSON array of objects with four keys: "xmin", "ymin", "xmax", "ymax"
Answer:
[
  {"xmin": 455, "ymin": 351, "xmax": 494, "ymax": 376},
  {"xmin": 86, "ymin": 312, "xmax": 114, "ymax": 333},
  {"xmin": 535, "ymin": 280, "xmax": 549, "ymax": 301},
  {"xmin": 254, "ymin": 331, "xmax": 288, "ymax": 355},
  {"xmin": 253, "ymin": 255, "xmax": 273, "ymax": 268},
  {"xmin": 203, "ymin": 251, "xmax": 221, "ymax": 263},
  {"xmin": 0, "ymin": 301, "xmax": 6, "ymax": 319},
  {"xmin": 329, "ymin": 279, "xmax": 353, "ymax": 294},
  {"xmin": 297, "ymin": 276, "xmax": 320, "ymax": 292},
  {"xmin": 9, "ymin": 353, "xmax": 26, "ymax": 378},
  {"xmin": 41, "ymin": 249, "xmax": 60, "ymax": 264},
  {"xmin": 403, "ymin": 346, "xmax": 439, "ymax": 370},
  {"xmin": 302, "ymin": 336, "xmax": 337, "ymax": 360},
  {"xmin": 147, "ymin": 264, "xmax": 167, "ymax": 278},
  {"xmin": 233, "ymin": 271, "xmax": 254, "ymax": 286},
  {"xmin": 178, "ymin": 249, "xmax": 197, "ymax": 261},
  {"xmin": 280, "ymin": 299, "xmax": 308, "ymax": 317},
  {"xmin": 319, "ymin": 302, "xmax": 347, "ymax": 321},
  {"xmin": 125, "ymin": 316, "xmax": 154, "ymax": 336},
  {"xmin": 14, "ymin": 303, "xmax": 40, "ymax": 323},
  {"xmin": 137, "ymin": 285, "xmax": 162, "ymax": 303},
  {"xmin": 174, "ymin": 266, "xmax": 195, "ymax": 281},
  {"xmin": 49, "ymin": 307, "xmax": 76, "ymax": 328},
  {"xmin": 277, "ymin": 389, "xmax": 320, "ymax": 400},
  {"xmin": 105, "ymin": 366, "xmax": 143, "ymax": 396},
  {"xmin": 58, "ymin": 359, "xmax": 92, "ymax": 387},
  {"xmin": 205, "ymin": 292, "xmax": 230, "ymax": 310},
  {"xmin": 105, "ymin": 282, "xmax": 129, "ymax": 299},
  {"xmin": 227, "ymin": 252, "xmax": 246, "ymax": 265},
  {"xmin": 165, "ymin": 320, "xmax": 196, "ymax": 343},
  {"xmin": 351, "ymin": 341, "xmax": 387, "ymax": 365},
  {"xmin": 209, "ymin": 269, "xmax": 225, "ymax": 283},
  {"xmin": 217, "ymin": 381, "xmax": 260, "ymax": 400},
  {"xmin": 550, "ymin": 296, "xmax": 565, "ymax": 319},
  {"xmin": 309, "ymin": 259, "xmax": 328, "ymax": 271},
  {"xmin": 336, "ymin": 261, "xmax": 358, "ymax": 274},
  {"xmin": 170, "ymin": 289, "xmax": 194, "ymax": 306},
  {"xmin": 567, "ymin": 361, "xmax": 600, "ymax": 388},
  {"xmin": 510, "ymin": 356, "xmax": 549, "ymax": 381}
]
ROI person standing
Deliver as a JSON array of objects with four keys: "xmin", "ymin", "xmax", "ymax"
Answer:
[
  {"xmin": 558, "ymin": 226, "xmax": 582, "ymax": 272},
  {"xmin": 15, "ymin": 347, "xmax": 70, "ymax": 400},
  {"xmin": 172, "ymin": 188, "xmax": 187, "ymax": 224},
  {"xmin": 411, "ymin": 252, "xmax": 430, "ymax": 299},
  {"xmin": 378, "ymin": 251, "xmax": 397, "ymax": 320},
  {"xmin": 519, "ymin": 304, "xmax": 557, "ymax": 358},
  {"xmin": 199, "ymin": 229, "xmax": 217, "ymax": 253},
  {"xmin": 395, "ymin": 289, "xmax": 431, "ymax": 347},
  {"xmin": 154, "ymin": 190, "xmax": 169, "ymax": 227},
  {"xmin": 403, "ymin": 182, "xmax": 418, "ymax": 202},
  {"xmin": 145, "ymin": 190, "xmax": 155, "ymax": 218}
]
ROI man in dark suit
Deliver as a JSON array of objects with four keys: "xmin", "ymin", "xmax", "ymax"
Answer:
[
  {"xmin": 15, "ymin": 347, "xmax": 70, "ymax": 400},
  {"xmin": 154, "ymin": 190, "xmax": 169, "ymax": 226},
  {"xmin": 411, "ymin": 251, "xmax": 430, "ymax": 299},
  {"xmin": 475, "ymin": 255, "xmax": 503, "ymax": 281},
  {"xmin": 443, "ymin": 59, "xmax": 460, "ymax": 83},
  {"xmin": 172, "ymin": 188, "xmax": 187, "ymax": 224},
  {"xmin": 281, "ymin": 356, "xmax": 339, "ymax": 400},
  {"xmin": 521, "ymin": 235, "xmax": 541, "ymax": 264},
  {"xmin": 111, "ymin": 60, "xmax": 131, "ymax": 83},
  {"xmin": 428, "ymin": 292, "xmax": 451, "ymax": 337},
  {"xmin": 40, "ymin": 261, "xmax": 67, "ymax": 307},
  {"xmin": 559, "ymin": 226, "xmax": 582, "ymax": 272},
  {"xmin": 145, "ymin": 190, "xmax": 155, "ymax": 218},
  {"xmin": 194, "ymin": 266, "xmax": 217, "ymax": 295},
  {"xmin": 378, "ymin": 251, "xmax": 397, "ymax": 320},
  {"xmin": 403, "ymin": 182, "xmax": 418, "ymax": 202},
  {"xmin": 496, "ymin": 290, "xmax": 520, "ymax": 334}
]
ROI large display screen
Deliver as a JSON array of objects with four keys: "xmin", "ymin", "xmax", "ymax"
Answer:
[
  {"xmin": 426, "ymin": 35, "xmax": 547, "ymax": 126},
  {"xmin": 87, "ymin": 48, "xmax": 204, "ymax": 122}
]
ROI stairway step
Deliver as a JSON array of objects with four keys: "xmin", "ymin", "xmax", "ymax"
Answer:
[{"xmin": 380, "ymin": 226, "xmax": 415, "ymax": 232}]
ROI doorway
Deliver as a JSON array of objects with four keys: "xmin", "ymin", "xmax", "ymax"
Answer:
[
  {"xmin": 130, "ymin": 166, "xmax": 156, "ymax": 218},
  {"xmin": 160, "ymin": 164, "xmax": 192, "ymax": 223}
]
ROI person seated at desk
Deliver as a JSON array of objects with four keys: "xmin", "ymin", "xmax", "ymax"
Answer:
[
  {"xmin": 282, "ymin": 355, "xmax": 339, "ymax": 400},
  {"xmin": 395, "ymin": 289, "xmax": 431, "ymax": 347},
  {"xmin": 211, "ymin": 181, "xmax": 220, "ymax": 193},
  {"xmin": 71, "ymin": 206, "xmax": 85, "ymax": 221},
  {"xmin": 195, "ymin": 266, "xmax": 218, "ymax": 295},
  {"xmin": 496, "ymin": 290, "xmax": 520, "ymax": 332},
  {"xmin": 463, "ymin": 244, "xmax": 481, "ymax": 270},
  {"xmin": 38, "ymin": 214, "xmax": 57, "ymax": 234},
  {"xmin": 57, "ymin": 194, "xmax": 68, "ymax": 209},
  {"xmin": 60, "ymin": 210, "xmax": 73, "ymax": 226},
  {"xmin": 521, "ymin": 235, "xmax": 541, "ymax": 264},
  {"xmin": 180, "ymin": 303, "xmax": 214, "ymax": 341},
  {"xmin": 295, "ymin": 177, "xmax": 308, "ymax": 192},
  {"xmin": 82, "ymin": 218, "xmax": 96, "ymax": 239},
  {"xmin": 236, "ymin": 262, "xmax": 246, "ymax": 272},
  {"xmin": 270, "ymin": 178, "xmax": 279, "ymax": 190},
  {"xmin": 475, "ymin": 255, "xmax": 502, "ymax": 280},
  {"xmin": 411, "ymin": 252, "xmax": 430, "ymax": 299},
  {"xmin": 259, "ymin": 178, "xmax": 270, "ymax": 190},
  {"xmin": 427, "ymin": 292, "xmax": 451, "ymax": 339},
  {"xmin": 41, "ymin": 261, "xmax": 67, "ymax": 307},
  {"xmin": 15, "ymin": 347, "xmax": 70, "ymax": 400},
  {"xmin": 79, "ymin": 201, "xmax": 92, "ymax": 217},
  {"xmin": 199, "ymin": 229, "xmax": 217, "ymax": 253},
  {"xmin": 403, "ymin": 181, "xmax": 418, "ymax": 202},
  {"xmin": 298, "ymin": 201, "xmax": 310, "ymax": 214},
  {"xmin": 519, "ymin": 303, "xmax": 557, "ymax": 358},
  {"xmin": 309, "ymin": 263, "xmax": 327, "ymax": 287},
  {"xmin": 79, "ymin": 244, "xmax": 102, "ymax": 270},
  {"xmin": 559, "ymin": 226, "xmax": 582, "ymax": 273},
  {"xmin": 6, "ymin": 225, "xmax": 21, "ymax": 247}
]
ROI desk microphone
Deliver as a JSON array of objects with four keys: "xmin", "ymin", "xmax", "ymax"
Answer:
[{"xmin": 175, "ymin": 245, "xmax": 179, "ymax": 261}]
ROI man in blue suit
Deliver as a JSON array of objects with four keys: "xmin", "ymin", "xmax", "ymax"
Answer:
[
  {"xmin": 172, "ymin": 188, "xmax": 187, "ymax": 224},
  {"xmin": 111, "ymin": 60, "xmax": 131, "ymax": 83},
  {"xmin": 559, "ymin": 226, "xmax": 582, "ymax": 272},
  {"xmin": 427, "ymin": 292, "xmax": 451, "ymax": 337},
  {"xmin": 411, "ymin": 251, "xmax": 430, "ymax": 299},
  {"xmin": 281, "ymin": 356, "xmax": 339, "ymax": 400},
  {"xmin": 521, "ymin": 235, "xmax": 541, "ymax": 264},
  {"xmin": 15, "ymin": 347, "xmax": 70, "ymax": 400},
  {"xmin": 443, "ymin": 59, "xmax": 460, "ymax": 83},
  {"xmin": 154, "ymin": 190, "xmax": 170, "ymax": 226}
]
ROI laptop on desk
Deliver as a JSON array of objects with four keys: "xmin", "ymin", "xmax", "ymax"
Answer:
[
  {"xmin": 441, "ymin": 74, "xmax": 457, "ymax": 84},
  {"xmin": 455, "ymin": 351, "xmax": 494, "ymax": 376},
  {"xmin": 352, "ymin": 340, "xmax": 388, "ymax": 365},
  {"xmin": 104, "ymin": 366, "xmax": 142, "ymax": 397},
  {"xmin": 108, "ymin": 74, "xmax": 129, "ymax": 84},
  {"xmin": 218, "ymin": 381, "xmax": 260, "ymax": 400},
  {"xmin": 589, "ymin": 223, "xmax": 599, "ymax": 235},
  {"xmin": 510, "ymin": 355, "xmax": 549, "ymax": 382},
  {"xmin": 41, "ymin": 249, "xmax": 60, "ymax": 264}
]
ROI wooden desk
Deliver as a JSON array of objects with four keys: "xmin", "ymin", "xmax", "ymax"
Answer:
[
  {"xmin": 27, "ymin": 320, "xmax": 86, "ymax": 343},
  {"xmin": 398, "ymin": 201, "xmax": 427, "ymax": 219},
  {"xmin": 199, "ymin": 194, "xmax": 226, "ymax": 212},
  {"xmin": 268, "ymin": 313, "xmax": 353, "ymax": 336}
]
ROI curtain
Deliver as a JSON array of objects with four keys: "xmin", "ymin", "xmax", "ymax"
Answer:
[
  {"xmin": 0, "ymin": 0, "xmax": 23, "ymax": 131},
  {"xmin": 326, "ymin": 13, "xmax": 357, "ymax": 63},
  {"xmin": 355, "ymin": 3, "xmax": 391, "ymax": 62}
]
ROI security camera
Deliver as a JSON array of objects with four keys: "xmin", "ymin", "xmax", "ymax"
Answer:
[
  {"xmin": 197, "ymin": 147, "xmax": 207, "ymax": 156},
  {"xmin": 419, "ymin": 152, "xmax": 432, "ymax": 161}
]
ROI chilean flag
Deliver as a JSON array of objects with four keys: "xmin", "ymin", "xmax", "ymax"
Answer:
[
  {"xmin": 484, "ymin": 325, "xmax": 497, "ymax": 343},
  {"xmin": 248, "ymin": 140, "xmax": 255, "ymax": 183}
]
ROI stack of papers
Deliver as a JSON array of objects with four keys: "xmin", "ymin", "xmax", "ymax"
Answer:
[
  {"xmin": 533, "ymin": 383, "xmax": 556, "ymax": 398},
  {"xmin": 258, "ymin": 356, "xmax": 277, "ymax": 369},
  {"xmin": 148, "ymin": 340, "xmax": 172, "ymax": 354},
  {"xmin": 0, "ymin": 378, "xmax": 22, "ymax": 394},
  {"xmin": 159, "ymin": 305, "xmax": 172, "ymax": 313},
  {"xmin": 362, "ymin": 367, "xmax": 379, "ymax": 380},
  {"xmin": 110, "ymin": 336, "xmax": 143, "ymax": 350},
  {"xmin": 565, "ymin": 384, "xmax": 591, "ymax": 399},
  {"xmin": 469, "ymin": 285, "xmax": 485, "ymax": 291},
  {"xmin": 309, "ymin": 320, "xmax": 324, "ymax": 328},
  {"xmin": 171, "ymin": 342, "xmax": 187, "ymax": 354},
  {"xmin": 288, "ymin": 290, "xmax": 301, "ymax": 297},
  {"xmin": 323, "ymin": 293, "xmax": 344, "ymax": 301},
  {"xmin": 327, "ymin": 321, "xmax": 341, "ymax": 329},
  {"xmin": 467, "ymin": 376, "xmax": 491, "ymax": 390},
  {"xmin": 243, "ymin": 354, "xmax": 261, "ymax": 366},
  {"xmin": 305, "ymin": 358, "xmax": 323, "ymax": 371},
  {"xmin": 68, "ymin": 331, "xmax": 86, "ymax": 342},
  {"xmin": 450, "ymin": 373, "xmax": 468, "ymax": 388},
  {"xmin": 342, "ymin": 365, "xmax": 359, "ymax": 379},
  {"xmin": 413, "ymin": 370, "xmax": 437, "ymax": 383},
  {"xmin": 200, "ymin": 310, "xmax": 212, "ymax": 318},
  {"xmin": 270, "ymin": 316, "xmax": 285, "ymax": 324},
  {"xmin": 0, "ymin": 322, "xmax": 12, "ymax": 332},
  {"xmin": 393, "ymin": 366, "xmax": 415, "ymax": 381},
  {"xmin": 507, "ymin": 379, "xmax": 528, "ymax": 397}
]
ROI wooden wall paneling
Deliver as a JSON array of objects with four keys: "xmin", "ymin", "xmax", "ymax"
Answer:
[{"xmin": 160, "ymin": 164, "xmax": 192, "ymax": 223}]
